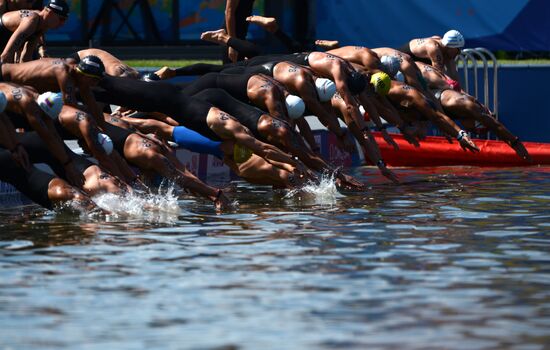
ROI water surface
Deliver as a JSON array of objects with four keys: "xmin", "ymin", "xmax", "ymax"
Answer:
[{"xmin": 1, "ymin": 166, "xmax": 549, "ymax": 350}]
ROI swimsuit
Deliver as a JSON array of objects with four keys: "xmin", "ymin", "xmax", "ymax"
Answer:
[
  {"xmin": 94, "ymin": 76, "xmax": 222, "ymax": 141},
  {"xmin": 191, "ymin": 88, "xmax": 263, "ymax": 138}
]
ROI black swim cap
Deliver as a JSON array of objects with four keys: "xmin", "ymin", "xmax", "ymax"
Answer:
[
  {"xmin": 76, "ymin": 55, "xmax": 105, "ymax": 78},
  {"xmin": 47, "ymin": 0, "xmax": 69, "ymax": 17},
  {"xmin": 347, "ymin": 71, "xmax": 367, "ymax": 95}
]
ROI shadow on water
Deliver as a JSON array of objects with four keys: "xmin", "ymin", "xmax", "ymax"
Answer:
[{"xmin": 0, "ymin": 166, "xmax": 549, "ymax": 349}]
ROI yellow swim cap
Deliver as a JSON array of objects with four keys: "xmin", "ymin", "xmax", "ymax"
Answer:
[
  {"xmin": 370, "ymin": 72, "xmax": 391, "ymax": 95},
  {"xmin": 233, "ymin": 143, "xmax": 253, "ymax": 163}
]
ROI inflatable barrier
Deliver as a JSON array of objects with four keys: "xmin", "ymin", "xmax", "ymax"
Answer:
[{"xmin": 374, "ymin": 133, "xmax": 549, "ymax": 167}]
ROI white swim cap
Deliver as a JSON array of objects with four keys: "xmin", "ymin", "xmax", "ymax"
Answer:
[
  {"xmin": 442, "ymin": 30, "xmax": 465, "ymax": 48},
  {"xmin": 380, "ymin": 55, "xmax": 400, "ymax": 77},
  {"xmin": 36, "ymin": 92, "xmax": 63, "ymax": 120},
  {"xmin": 97, "ymin": 133, "xmax": 113, "ymax": 155},
  {"xmin": 315, "ymin": 78, "xmax": 336, "ymax": 102},
  {"xmin": 285, "ymin": 94, "xmax": 305, "ymax": 119},
  {"xmin": 0, "ymin": 92, "xmax": 7, "ymax": 113},
  {"xmin": 395, "ymin": 70, "xmax": 406, "ymax": 83}
]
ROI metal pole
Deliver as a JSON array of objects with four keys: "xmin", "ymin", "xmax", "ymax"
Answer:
[
  {"xmin": 455, "ymin": 53, "xmax": 469, "ymax": 93},
  {"xmin": 470, "ymin": 49, "xmax": 489, "ymax": 107},
  {"xmin": 476, "ymin": 47, "xmax": 499, "ymax": 119},
  {"xmin": 461, "ymin": 49, "xmax": 479, "ymax": 99}
]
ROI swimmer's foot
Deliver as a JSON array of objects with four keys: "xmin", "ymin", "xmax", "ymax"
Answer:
[
  {"xmin": 315, "ymin": 39, "xmax": 340, "ymax": 50},
  {"xmin": 154, "ymin": 66, "xmax": 175, "ymax": 80},
  {"xmin": 200, "ymin": 29, "xmax": 230, "ymax": 45},
  {"xmin": 246, "ymin": 15, "xmax": 278, "ymax": 33}
]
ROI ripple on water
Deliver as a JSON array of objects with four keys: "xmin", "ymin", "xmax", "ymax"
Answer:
[
  {"xmin": 473, "ymin": 197, "xmax": 506, "ymax": 202},
  {"xmin": 407, "ymin": 213, "xmax": 436, "ymax": 219},
  {"xmin": 149, "ymin": 226, "xmax": 206, "ymax": 234},
  {"xmin": 389, "ymin": 200, "xmax": 417, "ymax": 207},
  {"xmin": 475, "ymin": 230, "xmax": 539, "ymax": 238},
  {"xmin": 0, "ymin": 240, "xmax": 34, "ymax": 250},
  {"xmin": 421, "ymin": 243, "xmax": 462, "ymax": 251},
  {"xmin": 454, "ymin": 259, "xmax": 502, "ymax": 267},
  {"xmin": 442, "ymin": 210, "xmax": 492, "ymax": 219}
]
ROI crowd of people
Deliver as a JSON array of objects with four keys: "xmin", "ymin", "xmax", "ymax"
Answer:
[{"xmin": 0, "ymin": 0, "xmax": 530, "ymax": 212}]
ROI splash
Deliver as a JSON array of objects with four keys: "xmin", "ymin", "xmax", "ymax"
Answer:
[
  {"xmin": 92, "ymin": 183, "xmax": 180, "ymax": 222},
  {"xmin": 283, "ymin": 171, "xmax": 344, "ymax": 205}
]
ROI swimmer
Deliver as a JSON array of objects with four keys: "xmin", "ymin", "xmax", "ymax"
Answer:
[
  {"xmin": 92, "ymin": 76, "xmax": 310, "ymax": 183},
  {"xmin": 0, "ymin": 93, "xmax": 98, "ymax": 211},
  {"xmin": 0, "ymin": 0, "xmax": 68, "ymax": 63},
  {"xmin": 398, "ymin": 30, "xmax": 465, "ymax": 81},
  {"xmin": 0, "ymin": 82, "xmax": 84, "ymax": 187},
  {"xmin": 1, "ymin": 55, "xmax": 136, "ymax": 181},
  {"xmin": 66, "ymin": 48, "xmax": 140, "ymax": 79},
  {"xmin": 98, "ymin": 114, "xmax": 232, "ymax": 210},
  {"xmin": 190, "ymin": 88, "xmax": 365, "ymax": 190},
  {"xmin": 16, "ymin": 131, "xmax": 132, "ymax": 197},
  {"xmin": 415, "ymin": 61, "xmax": 530, "ymax": 160},
  {"xmin": 383, "ymin": 80, "xmax": 479, "ymax": 152},
  {"xmin": 176, "ymin": 70, "xmax": 324, "ymax": 153},
  {"xmin": 114, "ymin": 116, "xmax": 309, "ymax": 189},
  {"xmin": 0, "ymin": 0, "xmax": 43, "ymax": 15},
  {"xmin": 159, "ymin": 62, "xmax": 351, "ymax": 154}
]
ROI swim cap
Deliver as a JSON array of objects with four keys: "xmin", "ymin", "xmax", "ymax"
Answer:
[
  {"xmin": 347, "ymin": 71, "xmax": 367, "ymax": 95},
  {"xmin": 380, "ymin": 55, "xmax": 400, "ymax": 77},
  {"xmin": 36, "ymin": 91, "xmax": 63, "ymax": 119},
  {"xmin": 370, "ymin": 72, "xmax": 391, "ymax": 95},
  {"xmin": 76, "ymin": 55, "xmax": 105, "ymax": 78},
  {"xmin": 314, "ymin": 78, "xmax": 336, "ymax": 102},
  {"xmin": 442, "ymin": 30, "xmax": 465, "ymax": 48},
  {"xmin": 0, "ymin": 92, "xmax": 7, "ymax": 113},
  {"xmin": 395, "ymin": 70, "xmax": 406, "ymax": 83},
  {"xmin": 285, "ymin": 94, "xmax": 305, "ymax": 120},
  {"xmin": 97, "ymin": 133, "xmax": 113, "ymax": 155},
  {"xmin": 142, "ymin": 72, "xmax": 160, "ymax": 82},
  {"xmin": 233, "ymin": 143, "xmax": 253, "ymax": 164},
  {"xmin": 47, "ymin": 0, "xmax": 69, "ymax": 18}
]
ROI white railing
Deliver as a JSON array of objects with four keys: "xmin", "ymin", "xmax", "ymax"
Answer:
[{"xmin": 456, "ymin": 48, "xmax": 499, "ymax": 119}]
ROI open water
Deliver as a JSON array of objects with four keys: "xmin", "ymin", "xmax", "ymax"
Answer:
[{"xmin": 0, "ymin": 166, "xmax": 549, "ymax": 349}]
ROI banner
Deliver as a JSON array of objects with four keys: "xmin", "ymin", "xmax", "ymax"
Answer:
[
  {"xmin": 178, "ymin": 0, "xmax": 265, "ymax": 41},
  {"xmin": 46, "ymin": 0, "xmax": 265, "ymax": 44},
  {"xmin": 315, "ymin": 0, "xmax": 549, "ymax": 52}
]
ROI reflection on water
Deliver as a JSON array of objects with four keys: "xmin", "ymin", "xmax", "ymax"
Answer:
[{"xmin": 1, "ymin": 167, "xmax": 550, "ymax": 349}]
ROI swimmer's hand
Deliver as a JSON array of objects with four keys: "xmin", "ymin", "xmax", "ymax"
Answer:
[
  {"xmin": 458, "ymin": 134, "xmax": 480, "ymax": 153},
  {"xmin": 381, "ymin": 129, "xmax": 399, "ymax": 151},
  {"xmin": 336, "ymin": 172, "xmax": 366, "ymax": 191},
  {"xmin": 400, "ymin": 126, "xmax": 421, "ymax": 147},
  {"xmin": 377, "ymin": 160, "xmax": 399, "ymax": 184},
  {"xmin": 293, "ymin": 160, "xmax": 316, "ymax": 182},
  {"xmin": 130, "ymin": 177, "xmax": 149, "ymax": 193},
  {"xmin": 213, "ymin": 189, "xmax": 231, "ymax": 211},
  {"xmin": 511, "ymin": 140, "xmax": 532, "ymax": 162}
]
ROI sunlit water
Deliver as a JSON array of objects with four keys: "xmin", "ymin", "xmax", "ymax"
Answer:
[{"xmin": 1, "ymin": 166, "xmax": 549, "ymax": 350}]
